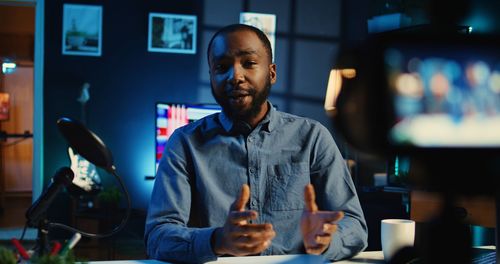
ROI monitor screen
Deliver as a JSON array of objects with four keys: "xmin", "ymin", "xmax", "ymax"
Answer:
[
  {"xmin": 155, "ymin": 102, "xmax": 221, "ymax": 172},
  {"xmin": 385, "ymin": 43, "xmax": 500, "ymax": 148}
]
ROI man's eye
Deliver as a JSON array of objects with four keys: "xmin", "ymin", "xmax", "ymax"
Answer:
[
  {"xmin": 243, "ymin": 61, "xmax": 257, "ymax": 68},
  {"xmin": 214, "ymin": 64, "xmax": 228, "ymax": 72}
]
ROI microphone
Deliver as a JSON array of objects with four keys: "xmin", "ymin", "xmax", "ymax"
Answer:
[{"xmin": 26, "ymin": 167, "xmax": 74, "ymax": 227}]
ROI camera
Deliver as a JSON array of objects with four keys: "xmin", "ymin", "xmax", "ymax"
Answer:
[{"xmin": 334, "ymin": 30, "xmax": 500, "ymax": 195}]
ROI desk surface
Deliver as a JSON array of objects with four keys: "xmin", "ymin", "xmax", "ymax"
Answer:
[{"xmin": 85, "ymin": 251, "xmax": 384, "ymax": 263}]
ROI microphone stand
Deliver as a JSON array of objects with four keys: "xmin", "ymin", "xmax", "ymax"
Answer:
[
  {"xmin": 25, "ymin": 166, "xmax": 74, "ymax": 258},
  {"xmin": 33, "ymin": 216, "xmax": 51, "ymax": 257}
]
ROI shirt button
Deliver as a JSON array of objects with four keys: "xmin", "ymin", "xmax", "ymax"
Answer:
[
  {"xmin": 251, "ymin": 200, "xmax": 257, "ymax": 206},
  {"xmin": 249, "ymin": 168, "xmax": 255, "ymax": 174},
  {"xmin": 248, "ymin": 136, "xmax": 253, "ymax": 142}
]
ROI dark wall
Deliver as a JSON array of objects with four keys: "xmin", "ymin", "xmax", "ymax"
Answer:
[
  {"xmin": 44, "ymin": 0, "xmax": 345, "ymax": 220},
  {"xmin": 44, "ymin": 0, "xmax": 204, "ymax": 217}
]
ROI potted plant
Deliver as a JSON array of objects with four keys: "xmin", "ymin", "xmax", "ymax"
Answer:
[
  {"xmin": 0, "ymin": 246, "xmax": 83, "ymax": 264},
  {"xmin": 0, "ymin": 246, "xmax": 16, "ymax": 264},
  {"xmin": 31, "ymin": 251, "xmax": 78, "ymax": 264},
  {"xmin": 97, "ymin": 186, "xmax": 122, "ymax": 209}
]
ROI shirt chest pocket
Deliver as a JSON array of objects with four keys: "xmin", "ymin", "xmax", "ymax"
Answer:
[{"xmin": 267, "ymin": 162, "xmax": 310, "ymax": 211}]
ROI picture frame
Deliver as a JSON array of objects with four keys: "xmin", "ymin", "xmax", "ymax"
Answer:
[
  {"xmin": 148, "ymin": 13, "xmax": 197, "ymax": 54},
  {"xmin": 240, "ymin": 12, "xmax": 277, "ymax": 61},
  {"xmin": 62, "ymin": 4, "xmax": 103, "ymax": 56}
]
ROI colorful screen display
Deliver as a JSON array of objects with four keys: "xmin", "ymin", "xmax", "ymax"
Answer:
[{"xmin": 155, "ymin": 102, "xmax": 221, "ymax": 172}]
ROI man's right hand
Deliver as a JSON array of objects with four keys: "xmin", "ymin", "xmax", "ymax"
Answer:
[{"xmin": 212, "ymin": 184, "xmax": 276, "ymax": 256}]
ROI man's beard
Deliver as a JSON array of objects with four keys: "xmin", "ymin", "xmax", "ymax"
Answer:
[{"xmin": 212, "ymin": 79, "xmax": 271, "ymax": 122}]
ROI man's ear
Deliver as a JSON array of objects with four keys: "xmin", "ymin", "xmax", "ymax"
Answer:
[{"xmin": 269, "ymin": 63, "xmax": 277, "ymax": 84}]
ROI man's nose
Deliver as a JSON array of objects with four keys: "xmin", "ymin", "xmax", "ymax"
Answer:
[{"xmin": 228, "ymin": 65, "xmax": 244, "ymax": 85}]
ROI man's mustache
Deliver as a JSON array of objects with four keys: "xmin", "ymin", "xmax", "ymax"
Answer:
[{"xmin": 226, "ymin": 88, "xmax": 256, "ymax": 98}]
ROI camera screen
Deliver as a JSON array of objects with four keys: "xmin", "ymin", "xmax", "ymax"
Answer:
[{"xmin": 385, "ymin": 43, "xmax": 500, "ymax": 147}]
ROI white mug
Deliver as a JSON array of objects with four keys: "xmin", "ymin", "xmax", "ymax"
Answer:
[{"xmin": 381, "ymin": 219, "xmax": 415, "ymax": 261}]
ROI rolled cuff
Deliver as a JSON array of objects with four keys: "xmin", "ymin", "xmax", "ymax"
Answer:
[{"xmin": 192, "ymin": 227, "xmax": 219, "ymax": 263}]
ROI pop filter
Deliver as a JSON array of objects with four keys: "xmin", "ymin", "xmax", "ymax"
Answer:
[
  {"xmin": 51, "ymin": 116, "xmax": 131, "ymax": 239},
  {"xmin": 57, "ymin": 117, "xmax": 114, "ymax": 172}
]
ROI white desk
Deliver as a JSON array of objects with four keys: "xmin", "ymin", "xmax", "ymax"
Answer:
[
  {"xmin": 85, "ymin": 251, "xmax": 385, "ymax": 263},
  {"xmin": 337, "ymin": 251, "xmax": 384, "ymax": 263}
]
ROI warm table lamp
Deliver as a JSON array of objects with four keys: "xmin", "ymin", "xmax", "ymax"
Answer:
[{"xmin": 324, "ymin": 68, "xmax": 357, "ymax": 114}]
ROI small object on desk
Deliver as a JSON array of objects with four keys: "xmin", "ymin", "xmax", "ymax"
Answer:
[
  {"xmin": 373, "ymin": 172, "xmax": 387, "ymax": 187},
  {"xmin": 11, "ymin": 238, "xmax": 30, "ymax": 260},
  {"xmin": 381, "ymin": 219, "xmax": 415, "ymax": 261},
  {"xmin": 60, "ymin": 232, "xmax": 82, "ymax": 256}
]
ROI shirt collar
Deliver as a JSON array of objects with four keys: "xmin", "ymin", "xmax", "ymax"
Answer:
[{"xmin": 219, "ymin": 101, "xmax": 276, "ymax": 134}]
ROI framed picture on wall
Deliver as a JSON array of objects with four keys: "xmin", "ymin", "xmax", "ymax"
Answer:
[
  {"xmin": 62, "ymin": 4, "xmax": 103, "ymax": 56},
  {"xmin": 148, "ymin": 13, "xmax": 197, "ymax": 54},
  {"xmin": 240, "ymin": 12, "xmax": 276, "ymax": 61}
]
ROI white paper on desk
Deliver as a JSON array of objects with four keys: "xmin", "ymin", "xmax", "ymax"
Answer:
[{"xmin": 206, "ymin": 254, "xmax": 325, "ymax": 264}]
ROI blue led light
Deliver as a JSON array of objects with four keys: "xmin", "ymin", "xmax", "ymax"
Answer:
[{"xmin": 2, "ymin": 62, "xmax": 16, "ymax": 74}]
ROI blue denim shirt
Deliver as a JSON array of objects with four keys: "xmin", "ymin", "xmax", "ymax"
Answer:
[{"xmin": 145, "ymin": 104, "xmax": 368, "ymax": 263}]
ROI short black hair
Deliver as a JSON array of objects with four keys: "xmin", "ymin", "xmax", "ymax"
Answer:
[{"xmin": 207, "ymin": 24, "xmax": 273, "ymax": 64}]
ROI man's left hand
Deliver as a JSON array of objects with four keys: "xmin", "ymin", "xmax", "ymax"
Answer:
[{"xmin": 301, "ymin": 184, "xmax": 344, "ymax": 255}]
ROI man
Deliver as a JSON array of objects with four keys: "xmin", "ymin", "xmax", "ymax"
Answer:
[{"xmin": 145, "ymin": 24, "xmax": 367, "ymax": 263}]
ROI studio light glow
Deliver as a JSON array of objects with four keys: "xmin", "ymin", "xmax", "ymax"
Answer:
[{"xmin": 2, "ymin": 62, "xmax": 17, "ymax": 74}]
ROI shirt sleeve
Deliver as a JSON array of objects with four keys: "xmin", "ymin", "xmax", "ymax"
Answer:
[
  {"xmin": 309, "ymin": 124, "xmax": 368, "ymax": 261},
  {"xmin": 144, "ymin": 130, "xmax": 218, "ymax": 263}
]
